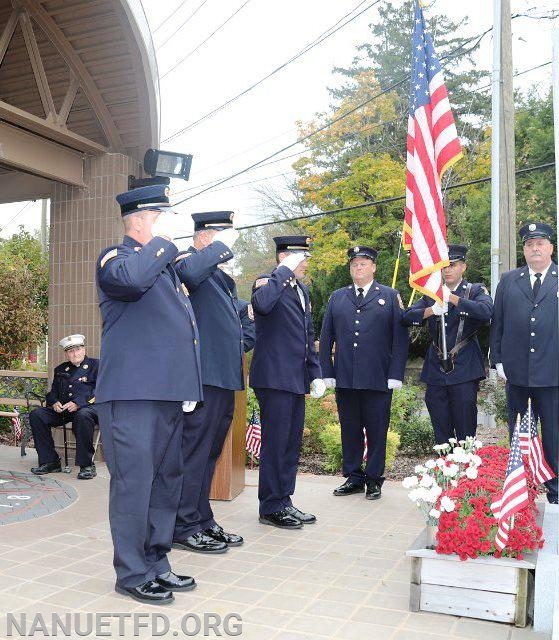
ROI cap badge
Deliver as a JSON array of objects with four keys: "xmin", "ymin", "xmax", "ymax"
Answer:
[
  {"xmin": 306, "ymin": 237, "xmax": 311, "ymax": 244},
  {"xmin": 353, "ymin": 247, "xmax": 359, "ymax": 253},
  {"xmin": 164, "ymin": 187, "xmax": 170, "ymax": 197},
  {"xmin": 529, "ymin": 223, "xmax": 536, "ymax": 231},
  {"xmin": 229, "ymin": 212, "xmax": 235, "ymax": 221}
]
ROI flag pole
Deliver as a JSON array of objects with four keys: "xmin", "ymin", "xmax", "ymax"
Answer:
[
  {"xmin": 552, "ymin": 30, "xmax": 559, "ymax": 560},
  {"xmin": 391, "ymin": 236, "xmax": 403, "ymax": 289},
  {"xmin": 490, "ymin": 0, "xmax": 502, "ymax": 299}
]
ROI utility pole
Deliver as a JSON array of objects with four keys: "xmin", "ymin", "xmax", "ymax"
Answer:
[
  {"xmin": 490, "ymin": 0, "xmax": 516, "ymax": 297},
  {"xmin": 38, "ymin": 199, "xmax": 48, "ymax": 367}
]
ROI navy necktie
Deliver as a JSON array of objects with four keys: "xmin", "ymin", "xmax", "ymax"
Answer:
[
  {"xmin": 532, "ymin": 273, "xmax": 542, "ymax": 299},
  {"xmin": 356, "ymin": 287, "xmax": 364, "ymax": 305}
]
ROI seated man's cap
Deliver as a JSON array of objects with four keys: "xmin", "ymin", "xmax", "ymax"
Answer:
[
  {"xmin": 348, "ymin": 245, "xmax": 378, "ymax": 262},
  {"xmin": 59, "ymin": 334, "xmax": 85, "ymax": 350},
  {"xmin": 447, "ymin": 244, "xmax": 468, "ymax": 263},
  {"xmin": 519, "ymin": 222, "xmax": 554, "ymax": 243},
  {"xmin": 192, "ymin": 211, "xmax": 235, "ymax": 232},
  {"xmin": 115, "ymin": 184, "xmax": 175, "ymax": 217},
  {"xmin": 273, "ymin": 236, "xmax": 312, "ymax": 253}
]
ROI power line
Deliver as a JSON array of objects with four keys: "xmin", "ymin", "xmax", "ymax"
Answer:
[
  {"xmin": 0, "ymin": 201, "xmax": 32, "ymax": 232},
  {"xmin": 156, "ymin": 0, "xmax": 210, "ymax": 50},
  {"xmin": 173, "ymin": 162, "xmax": 555, "ymax": 240},
  {"xmin": 161, "ymin": 0, "xmax": 253, "ymax": 79},
  {"xmin": 172, "ymin": 75, "xmax": 407, "ymax": 205},
  {"xmin": 162, "ymin": 0, "xmax": 380, "ymax": 143},
  {"xmin": 153, "ymin": 0, "xmax": 189, "ymax": 33}
]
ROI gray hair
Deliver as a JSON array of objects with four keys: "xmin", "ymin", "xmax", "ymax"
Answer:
[{"xmin": 122, "ymin": 210, "xmax": 151, "ymax": 232}]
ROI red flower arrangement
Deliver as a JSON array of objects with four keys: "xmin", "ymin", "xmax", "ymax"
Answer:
[{"xmin": 436, "ymin": 446, "xmax": 544, "ymax": 560}]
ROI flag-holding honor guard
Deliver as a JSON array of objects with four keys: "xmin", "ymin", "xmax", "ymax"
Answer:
[
  {"xmin": 402, "ymin": 245, "xmax": 493, "ymax": 444},
  {"xmin": 490, "ymin": 222, "xmax": 559, "ymax": 504}
]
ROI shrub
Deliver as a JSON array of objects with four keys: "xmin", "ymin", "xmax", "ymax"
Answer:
[
  {"xmin": 389, "ymin": 384, "xmax": 424, "ymax": 434},
  {"xmin": 398, "ymin": 414, "xmax": 435, "ymax": 455},
  {"xmin": 319, "ymin": 423, "xmax": 401, "ymax": 474},
  {"xmin": 479, "ymin": 377, "xmax": 508, "ymax": 427},
  {"xmin": 302, "ymin": 392, "xmax": 338, "ymax": 455}
]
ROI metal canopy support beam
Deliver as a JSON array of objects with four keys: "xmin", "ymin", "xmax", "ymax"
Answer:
[
  {"xmin": 57, "ymin": 71, "xmax": 79, "ymax": 126},
  {"xmin": 19, "ymin": 10, "xmax": 56, "ymax": 121},
  {"xmin": 0, "ymin": 171, "xmax": 51, "ymax": 204},
  {"xmin": 16, "ymin": 0, "xmax": 124, "ymax": 151},
  {"xmin": 0, "ymin": 121, "xmax": 84, "ymax": 186},
  {"xmin": 0, "ymin": 8, "xmax": 19, "ymax": 65},
  {"xmin": 0, "ymin": 99, "xmax": 107, "ymax": 154}
]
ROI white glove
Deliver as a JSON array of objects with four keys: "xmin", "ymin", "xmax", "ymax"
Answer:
[
  {"xmin": 431, "ymin": 302, "xmax": 448, "ymax": 316},
  {"xmin": 387, "ymin": 379, "xmax": 403, "ymax": 390},
  {"xmin": 279, "ymin": 252, "xmax": 306, "ymax": 272},
  {"xmin": 182, "ymin": 401, "xmax": 197, "ymax": 413},
  {"xmin": 442, "ymin": 285, "xmax": 451, "ymax": 303},
  {"xmin": 495, "ymin": 363, "xmax": 507, "ymax": 381},
  {"xmin": 310, "ymin": 378, "xmax": 326, "ymax": 398},
  {"xmin": 151, "ymin": 211, "xmax": 180, "ymax": 240},
  {"xmin": 323, "ymin": 378, "xmax": 336, "ymax": 389},
  {"xmin": 214, "ymin": 228, "xmax": 239, "ymax": 250}
]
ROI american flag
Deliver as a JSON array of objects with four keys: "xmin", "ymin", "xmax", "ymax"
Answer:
[
  {"xmin": 246, "ymin": 409, "xmax": 261, "ymax": 459},
  {"xmin": 11, "ymin": 410, "xmax": 22, "ymax": 443},
  {"xmin": 403, "ymin": 0, "xmax": 462, "ymax": 304},
  {"xmin": 518, "ymin": 405, "xmax": 555, "ymax": 485},
  {"xmin": 491, "ymin": 425, "xmax": 530, "ymax": 551}
]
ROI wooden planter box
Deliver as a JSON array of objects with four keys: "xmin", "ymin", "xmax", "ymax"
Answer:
[{"xmin": 406, "ymin": 528, "xmax": 536, "ymax": 627}]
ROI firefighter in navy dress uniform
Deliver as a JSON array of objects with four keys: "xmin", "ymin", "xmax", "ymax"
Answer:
[
  {"xmin": 172, "ymin": 211, "xmax": 247, "ymax": 555},
  {"xmin": 490, "ymin": 222, "xmax": 558, "ymax": 504},
  {"xmin": 30, "ymin": 334, "xmax": 98, "ymax": 479},
  {"xmin": 95, "ymin": 184, "xmax": 202, "ymax": 605},
  {"xmin": 320, "ymin": 246, "xmax": 409, "ymax": 500},
  {"xmin": 402, "ymin": 244, "xmax": 493, "ymax": 444},
  {"xmin": 250, "ymin": 236, "xmax": 325, "ymax": 529}
]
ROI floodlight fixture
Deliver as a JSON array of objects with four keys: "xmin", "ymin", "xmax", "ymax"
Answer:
[{"xmin": 144, "ymin": 149, "xmax": 193, "ymax": 181}]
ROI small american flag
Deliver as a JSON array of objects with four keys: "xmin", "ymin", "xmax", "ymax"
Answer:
[
  {"xmin": 404, "ymin": 0, "xmax": 462, "ymax": 304},
  {"xmin": 518, "ymin": 404, "xmax": 555, "ymax": 485},
  {"xmin": 246, "ymin": 409, "xmax": 261, "ymax": 459},
  {"xmin": 491, "ymin": 424, "xmax": 530, "ymax": 551},
  {"xmin": 11, "ymin": 410, "xmax": 22, "ymax": 443}
]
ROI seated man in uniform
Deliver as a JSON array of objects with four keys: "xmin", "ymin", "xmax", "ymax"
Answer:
[{"xmin": 29, "ymin": 334, "xmax": 98, "ymax": 479}]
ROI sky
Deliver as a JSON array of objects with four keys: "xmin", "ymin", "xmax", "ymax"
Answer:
[{"xmin": 0, "ymin": 0, "xmax": 557, "ymax": 241}]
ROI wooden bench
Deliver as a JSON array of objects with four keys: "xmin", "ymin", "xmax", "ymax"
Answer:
[{"xmin": 0, "ymin": 370, "xmax": 48, "ymax": 456}]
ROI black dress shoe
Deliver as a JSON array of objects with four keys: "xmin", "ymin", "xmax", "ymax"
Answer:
[
  {"xmin": 77, "ymin": 464, "xmax": 96, "ymax": 480},
  {"xmin": 333, "ymin": 480, "xmax": 365, "ymax": 496},
  {"xmin": 156, "ymin": 571, "xmax": 196, "ymax": 592},
  {"xmin": 115, "ymin": 580, "xmax": 174, "ymax": 605},
  {"xmin": 205, "ymin": 524, "xmax": 244, "ymax": 547},
  {"xmin": 172, "ymin": 532, "xmax": 228, "ymax": 554},
  {"xmin": 259, "ymin": 509, "xmax": 303, "ymax": 529},
  {"xmin": 366, "ymin": 481, "xmax": 382, "ymax": 500},
  {"xmin": 31, "ymin": 461, "xmax": 62, "ymax": 475},
  {"xmin": 285, "ymin": 505, "xmax": 317, "ymax": 524}
]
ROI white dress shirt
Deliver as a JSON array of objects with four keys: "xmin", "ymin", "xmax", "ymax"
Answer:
[
  {"xmin": 354, "ymin": 280, "xmax": 374, "ymax": 298},
  {"xmin": 528, "ymin": 264, "xmax": 551, "ymax": 288}
]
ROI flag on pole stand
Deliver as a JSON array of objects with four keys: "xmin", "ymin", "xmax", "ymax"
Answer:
[
  {"xmin": 491, "ymin": 418, "xmax": 531, "ymax": 551},
  {"xmin": 246, "ymin": 409, "xmax": 262, "ymax": 467},
  {"xmin": 518, "ymin": 400, "xmax": 555, "ymax": 485},
  {"xmin": 11, "ymin": 409, "xmax": 22, "ymax": 445},
  {"xmin": 404, "ymin": 0, "xmax": 462, "ymax": 304}
]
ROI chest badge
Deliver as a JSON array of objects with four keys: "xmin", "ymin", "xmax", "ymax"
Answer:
[{"xmin": 378, "ymin": 299, "xmax": 385, "ymax": 306}]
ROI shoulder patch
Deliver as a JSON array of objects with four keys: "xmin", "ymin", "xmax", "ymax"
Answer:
[
  {"xmin": 100, "ymin": 248, "xmax": 118, "ymax": 268},
  {"xmin": 174, "ymin": 252, "xmax": 192, "ymax": 263},
  {"xmin": 254, "ymin": 277, "xmax": 270, "ymax": 289}
]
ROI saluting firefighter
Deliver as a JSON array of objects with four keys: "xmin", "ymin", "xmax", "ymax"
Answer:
[
  {"xmin": 95, "ymin": 184, "xmax": 201, "ymax": 605},
  {"xmin": 402, "ymin": 244, "xmax": 493, "ymax": 444},
  {"xmin": 490, "ymin": 222, "xmax": 558, "ymax": 504},
  {"xmin": 30, "ymin": 334, "xmax": 98, "ymax": 480},
  {"xmin": 172, "ymin": 211, "xmax": 246, "ymax": 555},
  {"xmin": 320, "ymin": 246, "xmax": 409, "ymax": 500},
  {"xmin": 250, "ymin": 236, "xmax": 325, "ymax": 529}
]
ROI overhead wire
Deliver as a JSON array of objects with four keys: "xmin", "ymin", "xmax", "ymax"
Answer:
[
  {"xmin": 156, "ymin": 0, "xmax": 210, "ymax": 50},
  {"xmin": 161, "ymin": 0, "xmax": 253, "ymax": 79},
  {"xmin": 173, "ymin": 162, "xmax": 556, "ymax": 239},
  {"xmin": 161, "ymin": 0, "xmax": 380, "ymax": 142},
  {"xmin": 153, "ymin": 0, "xmax": 189, "ymax": 33},
  {"xmin": 0, "ymin": 201, "xmax": 33, "ymax": 232}
]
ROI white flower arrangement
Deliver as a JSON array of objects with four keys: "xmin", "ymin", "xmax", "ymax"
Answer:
[{"xmin": 402, "ymin": 436, "xmax": 482, "ymax": 526}]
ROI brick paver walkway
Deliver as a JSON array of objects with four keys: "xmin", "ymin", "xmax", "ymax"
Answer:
[{"xmin": 0, "ymin": 445, "xmax": 549, "ymax": 640}]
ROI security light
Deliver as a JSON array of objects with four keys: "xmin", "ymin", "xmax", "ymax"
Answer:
[{"xmin": 144, "ymin": 149, "xmax": 193, "ymax": 181}]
